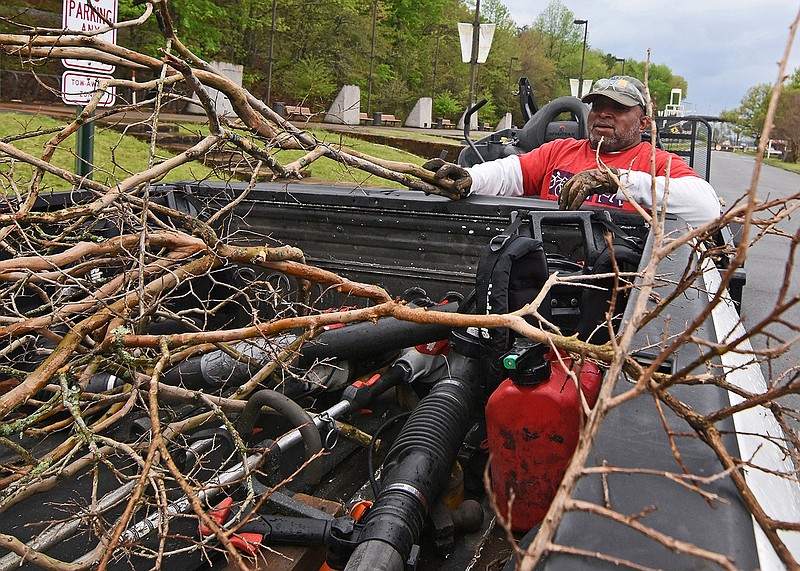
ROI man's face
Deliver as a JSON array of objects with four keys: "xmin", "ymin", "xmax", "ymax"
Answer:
[{"xmin": 587, "ymin": 97, "xmax": 650, "ymax": 152}]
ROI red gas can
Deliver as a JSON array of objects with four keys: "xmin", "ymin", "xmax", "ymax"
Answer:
[{"xmin": 485, "ymin": 340, "xmax": 602, "ymax": 531}]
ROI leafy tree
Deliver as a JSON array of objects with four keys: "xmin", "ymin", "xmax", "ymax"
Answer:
[
  {"xmin": 774, "ymin": 88, "xmax": 800, "ymax": 162},
  {"xmin": 733, "ymin": 83, "xmax": 773, "ymax": 141},
  {"xmin": 516, "ymin": 28, "xmax": 559, "ymax": 102},
  {"xmin": 4, "ymin": 0, "xmax": 690, "ymax": 122},
  {"xmin": 533, "ymin": 0, "xmax": 582, "ymax": 63},
  {"xmin": 719, "ymin": 109, "xmax": 747, "ymax": 146},
  {"xmin": 481, "ymin": 0, "xmax": 516, "ymax": 32}
]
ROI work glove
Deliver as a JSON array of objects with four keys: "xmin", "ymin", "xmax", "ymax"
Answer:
[
  {"xmin": 558, "ymin": 167, "xmax": 620, "ymax": 211},
  {"xmin": 422, "ymin": 158, "xmax": 472, "ymax": 198}
]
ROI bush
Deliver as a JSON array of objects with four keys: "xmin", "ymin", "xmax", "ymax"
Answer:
[
  {"xmin": 433, "ymin": 90, "xmax": 461, "ymax": 119},
  {"xmin": 280, "ymin": 56, "xmax": 338, "ymax": 104}
]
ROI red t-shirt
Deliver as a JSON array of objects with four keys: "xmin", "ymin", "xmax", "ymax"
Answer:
[{"xmin": 518, "ymin": 139, "xmax": 700, "ymax": 212}]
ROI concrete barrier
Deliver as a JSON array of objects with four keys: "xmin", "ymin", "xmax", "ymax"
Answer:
[
  {"xmin": 404, "ymin": 97, "xmax": 432, "ymax": 128},
  {"xmin": 325, "ymin": 85, "xmax": 360, "ymax": 125},
  {"xmin": 457, "ymin": 110, "xmax": 478, "ymax": 132},
  {"xmin": 185, "ymin": 61, "xmax": 242, "ymax": 117},
  {"xmin": 496, "ymin": 112, "xmax": 513, "ymax": 131}
]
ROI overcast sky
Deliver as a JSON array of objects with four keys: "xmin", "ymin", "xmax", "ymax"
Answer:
[{"xmin": 501, "ymin": 0, "xmax": 800, "ymax": 116}]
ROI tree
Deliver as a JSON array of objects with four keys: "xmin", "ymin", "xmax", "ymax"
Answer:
[
  {"xmin": 533, "ymin": 0, "xmax": 582, "ymax": 63},
  {"xmin": 481, "ymin": 0, "xmax": 516, "ymax": 32},
  {"xmin": 774, "ymin": 88, "xmax": 800, "ymax": 161},
  {"xmin": 730, "ymin": 83, "xmax": 773, "ymax": 142}
]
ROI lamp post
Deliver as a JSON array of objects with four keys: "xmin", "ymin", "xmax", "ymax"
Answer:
[
  {"xmin": 432, "ymin": 24, "xmax": 447, "ymax": 101},
  {"xmin": 506, "ymin": 56, "xmax": 518, "ymax": 114},
  {"xmin": 615, "ymin": 57, "xmax": 626, "ymax": 75},
  {"xmin": 367, "ymin": 0, "xmax": 378, "ymax": 116},
  {"xmin": 573, "ymin": 19, "xmax": 588, "ymax": 97},
  {"xmin": 264, "ymin": 0, "xmax": 278, "ymax": 105},
  {"xmin": 467, "ymin": 0, "xmax": 481, "ymax": 112}
]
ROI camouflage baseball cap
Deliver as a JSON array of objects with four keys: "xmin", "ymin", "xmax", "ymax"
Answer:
[{"xmin": 582, "ymin": 75, "xmax": 646, "ymax": 108}]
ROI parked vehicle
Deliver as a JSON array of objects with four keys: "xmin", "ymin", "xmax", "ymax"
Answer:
[{"xmin": 0, "ymin": 86, "xmax": 793, "ymax": 571}]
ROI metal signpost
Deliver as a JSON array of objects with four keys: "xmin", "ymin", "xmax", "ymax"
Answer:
[{"xmin": 61, "ymin": 0, "xmax": 118, "ymax": 179}]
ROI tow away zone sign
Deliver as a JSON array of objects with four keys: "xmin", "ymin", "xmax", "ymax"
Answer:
[
  {"xmin": 61, "ymin": 71, "xmax": 116, "ymax": 106},
  {"xmin": 62, "ymin": 0, "xmax": 118, "ymax": 73}
]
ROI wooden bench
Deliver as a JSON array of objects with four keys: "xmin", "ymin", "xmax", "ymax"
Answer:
[
  {"xmin": 440, "ymin": 118, "xmax": 455, "ymax": 129},
  {"xmin": 359, "ymin": 112, "xmax": 373, "ymax": 125},
  {"xmin": 380, "ymin": 114, "xmax": 401, "ymax": 126},
  {"xmin": 285, "ymin": 105, "xmax": 312, "ymax": 121}
]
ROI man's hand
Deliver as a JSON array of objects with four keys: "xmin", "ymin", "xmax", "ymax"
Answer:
[
  {"xmin": 558, "ymin": 167, "xmax": 620, "ymax": 211},
  {"xmin": 422, "ymin": 158, "xmax": 472, "ymax": 198}
]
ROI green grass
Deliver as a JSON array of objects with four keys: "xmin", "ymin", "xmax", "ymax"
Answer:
[
  {"xmin": 281, "ymin": 127, "xmax": 426, "ymax": 188},
  {"xmin": 0, "ymin": 112, "xmax": 430, "ymax": 191},
  {"xmin": 0, "ymin": 112, "xmax": 222, "ymax": 190},
  {"xmin": 764, "ymin": 157, "xmax": 800, "ymax": 174}
]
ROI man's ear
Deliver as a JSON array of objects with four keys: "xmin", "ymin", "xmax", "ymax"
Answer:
[{"xmin": 639, "ymin": 113, "xmax": 651, "ymax": 132}]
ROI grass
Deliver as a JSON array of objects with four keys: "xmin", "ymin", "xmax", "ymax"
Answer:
[
  {"xmin": 764, "ymin": 157, "xmax": 800, "ymax": 174},
  {"xmin": 278, "ymin": 127, "xmax": 427, "ymax": 188},
  {"xmin": 0, "ymin": 112, "xmax": 222, "ymax": 191},
  {"xmin": 0, "ymin": 112, "xmax": 431, "ymax": 191}
]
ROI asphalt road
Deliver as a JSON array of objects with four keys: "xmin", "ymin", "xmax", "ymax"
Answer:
[{"xmin": 709, "ymin": 151, "xmax": 800, "ymax": 385}]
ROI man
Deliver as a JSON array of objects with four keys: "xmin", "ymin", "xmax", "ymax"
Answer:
[
  {"xmin": 426, "ymin": 75, "xmax": 720, "ymax": 228},
  {"xmin": 427, "ymin": 76, "xmax": 722, "ymax": 343}
]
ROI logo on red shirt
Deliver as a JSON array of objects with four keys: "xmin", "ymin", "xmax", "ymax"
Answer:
[{"xmin": 548, "ymin": 168, "xmax": 626, "ymax": 210}]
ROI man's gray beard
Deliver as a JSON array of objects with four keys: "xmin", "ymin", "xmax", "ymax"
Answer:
[{"xmin": 589, "ymin": 129, "xmax": 640, "ymax": 152}]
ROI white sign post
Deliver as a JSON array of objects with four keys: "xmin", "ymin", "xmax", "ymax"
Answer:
[
  {"xmin": 61, "ymin": 0, "xmax": 118, "ymax": 107},
  {"xmin": 61, "ymin": 71, "xmax": 116, "ymax": 106},
  {"xmin": 61, "ymin": 0, "xmax": 118, "ymax": 178},
  {"xmin": 61, "ymin": 0, "xmax": 118, "ymax": 74}
]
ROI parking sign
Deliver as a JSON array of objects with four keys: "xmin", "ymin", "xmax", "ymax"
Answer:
[{"xmin": 62, "ymin": 0, "xmax": 118, "ymax": 73}]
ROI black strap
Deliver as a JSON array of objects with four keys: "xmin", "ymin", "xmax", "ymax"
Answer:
[
  {"xmin": 591, "ymin": 211, "xmax": 644, "ymax": 254},
  {"xmin": 488, "ymin": 210, "xmax": 531, "ymax": 252}
]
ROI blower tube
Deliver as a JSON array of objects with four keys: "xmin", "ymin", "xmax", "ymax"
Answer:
[
  {"xmin": 159, "ymin": 301, "xmax": 459, "ymax": 391},
  {"xmin": 344, "ymin": 350, "xmax": 480, "ymax": 571}
]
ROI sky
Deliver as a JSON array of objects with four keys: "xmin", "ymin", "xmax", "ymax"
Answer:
[{"xmin": 501, "ymin": 0, "xmax": 800, "ymax": 116}]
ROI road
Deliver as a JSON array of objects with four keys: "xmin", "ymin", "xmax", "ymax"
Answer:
[{"xmin": 709, "ymin": 151, "xmax": 799, "ymax": 385}]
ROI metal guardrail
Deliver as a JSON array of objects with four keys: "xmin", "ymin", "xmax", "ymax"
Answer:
[
  {"xmin": 0, "ymin": 70, "xmax": 62, "ymax": 103},
  {"xmin": 655, "ymin": 115, "xmax": 713, "ymax": 182}
]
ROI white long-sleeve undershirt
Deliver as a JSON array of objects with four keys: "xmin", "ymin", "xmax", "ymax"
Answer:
[{"xmin": 465, "ymin": 154, "xmax": 721, "ymax": 227}]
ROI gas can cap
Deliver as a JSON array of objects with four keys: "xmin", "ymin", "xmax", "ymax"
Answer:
[{"xmin": 501, "ymin": 339, "xmax": 551, "ymax": 385}]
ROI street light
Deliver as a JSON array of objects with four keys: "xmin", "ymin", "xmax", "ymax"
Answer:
[
  {"xmin": 573, "ymin": 19, "xmax": 588, "ymax": 97},
  {"xmin": 264, "ymin": 0, "xmax": 278, "ymax": 105},
  {"xmin": 467, "ymin": 0, "xmax": 481, "ymax": 112},
  {"xmin": 615, "ymin": 57, "xmax": 626, "ymax": 75},
  {"xmin": 367, "ymin": 0, "xmax": 378, "ymax": 116},
  {"xmin": 507, "ymin": 56, "xmax": 518, "ymax": 114},
  {"xmin": 432, "ymin": 24, "xmax": 448, "ymax": 101}
]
